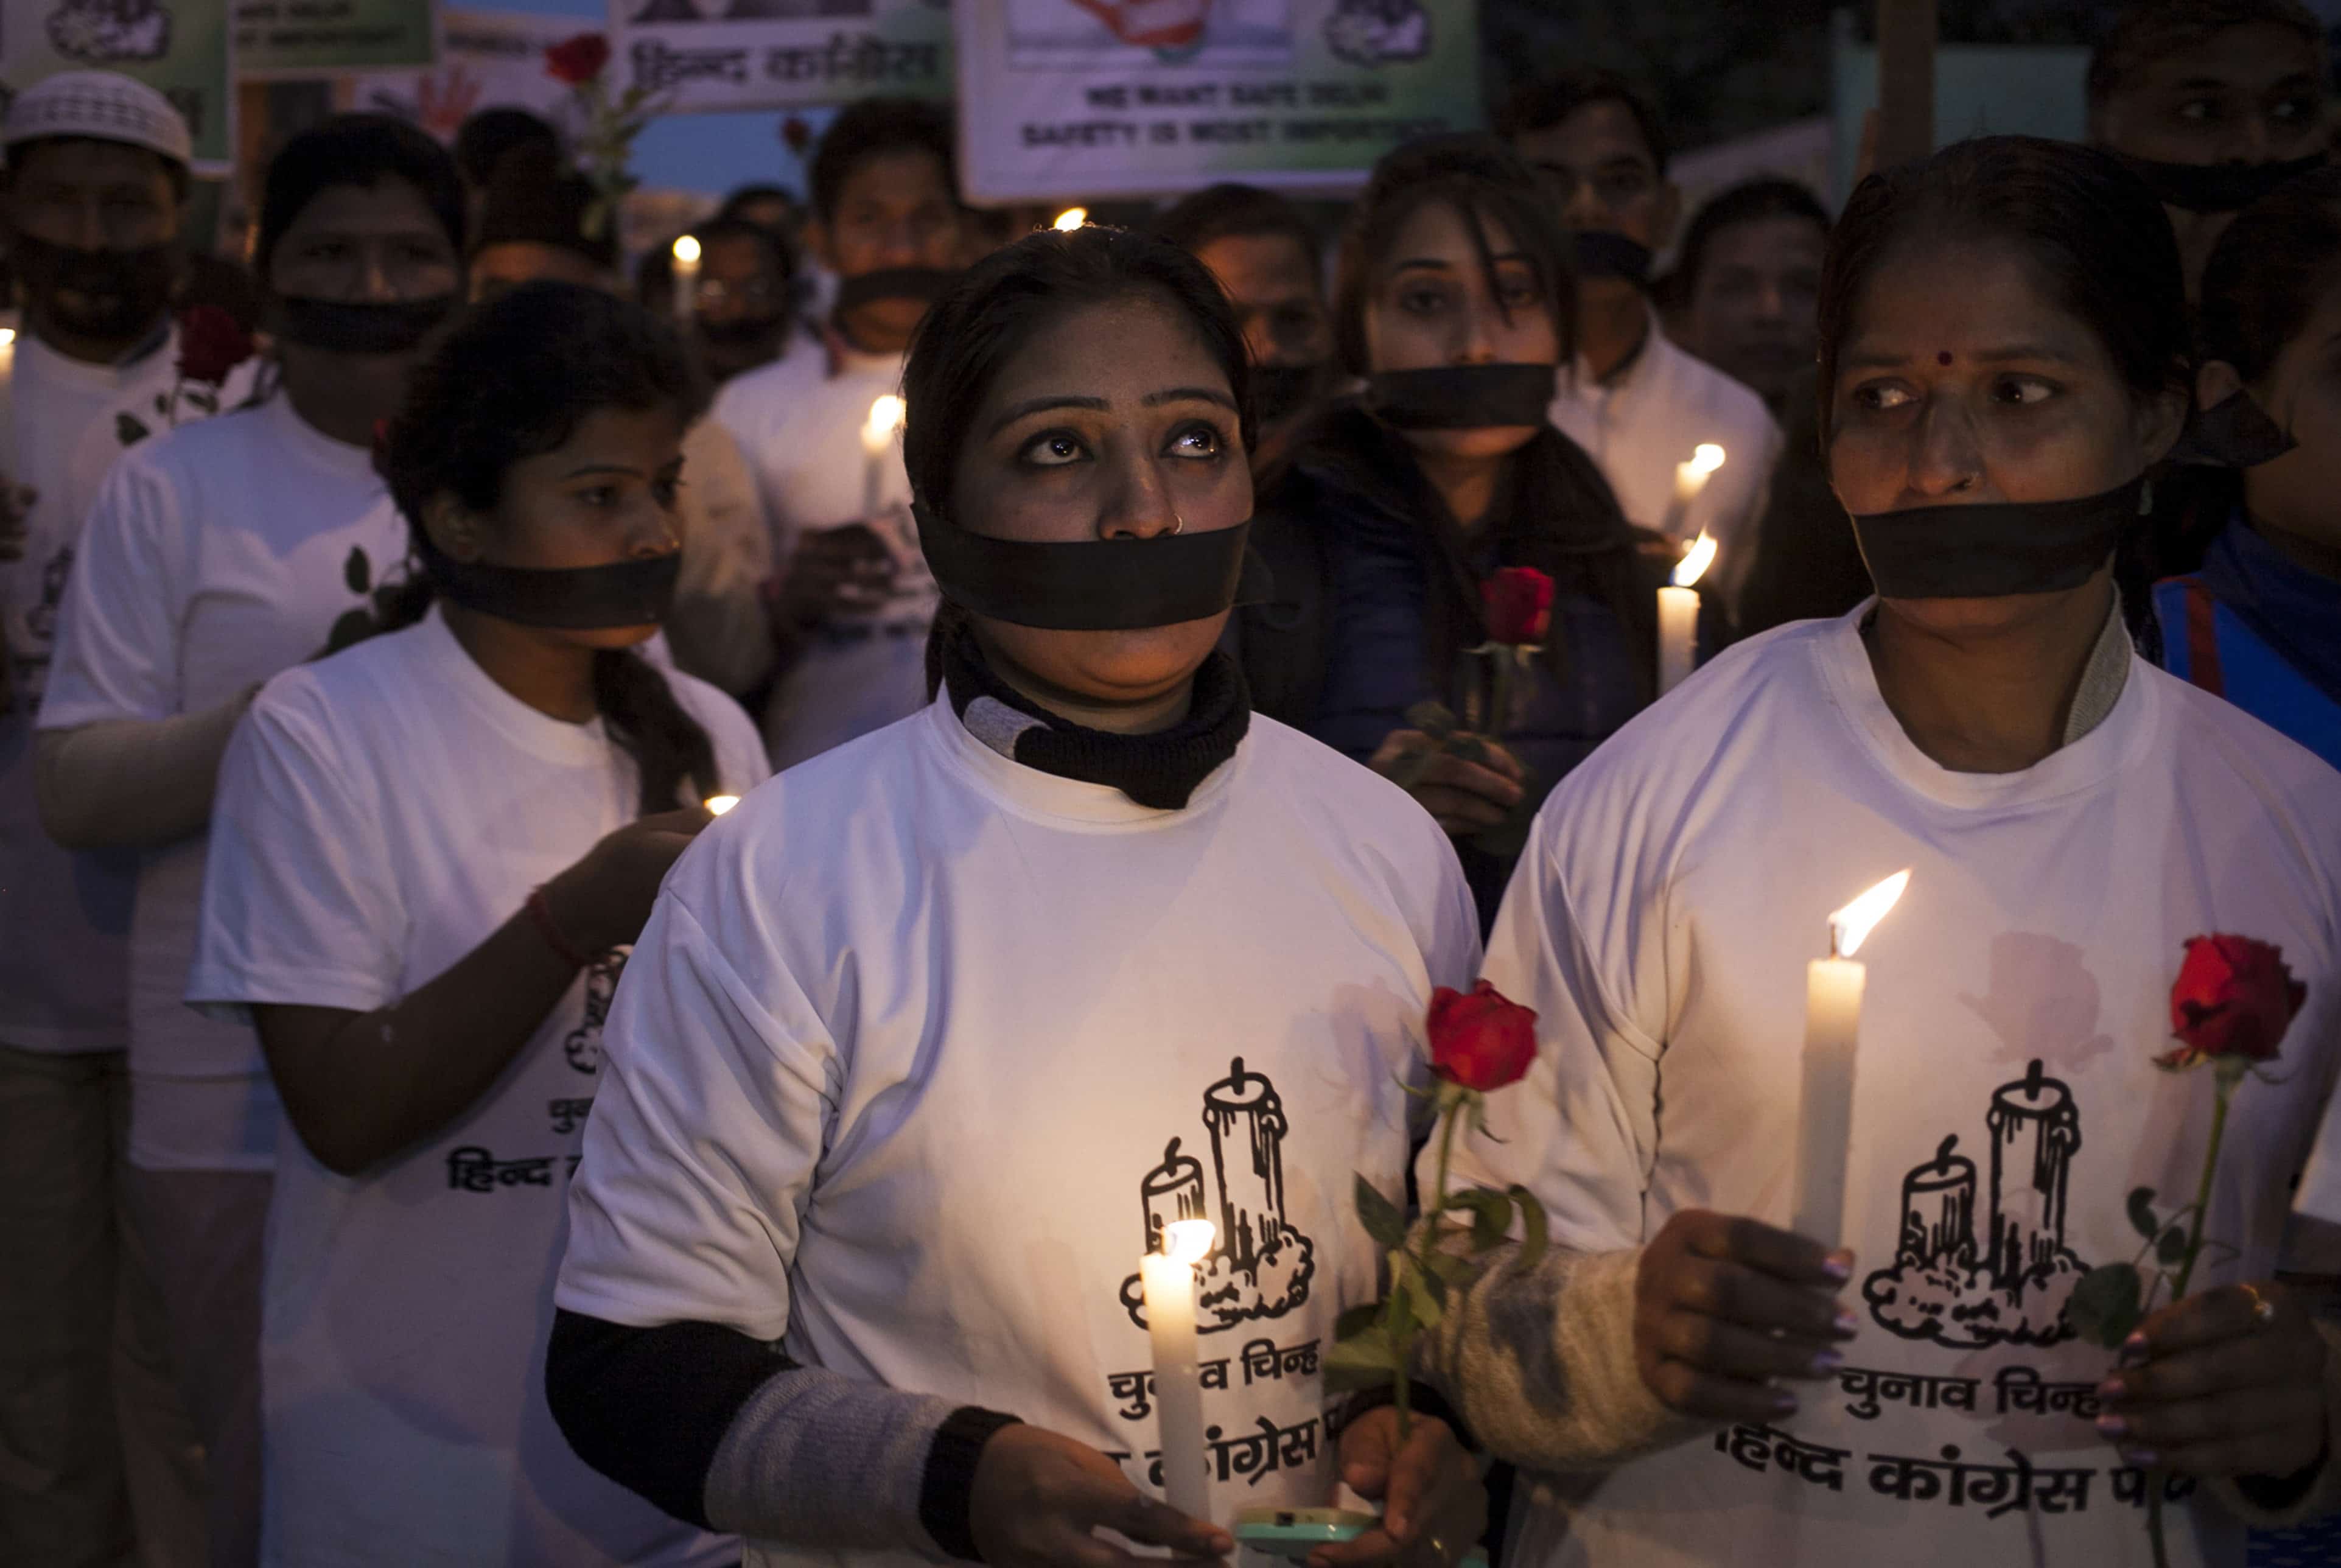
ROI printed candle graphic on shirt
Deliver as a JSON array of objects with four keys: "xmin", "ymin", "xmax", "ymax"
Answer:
[
  {"xmin": 1121, "ymin": 1057, "xmax": 1317, "ymax": 1332},
  {"xmin": 1864, "ymin": 1060, "xmax": 2093, "ymax": 1348}
]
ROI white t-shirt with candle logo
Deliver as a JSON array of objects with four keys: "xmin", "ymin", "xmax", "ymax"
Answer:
[
  {"xmin": 37, "ymin": 393, "xmax": 411, "ymax": 1169},
  {"xmin": 556, "ymin": 698, "xmax": 1480, "ymax": 1568},
  {"xmin": 186, "ymin": 604, "xmax": 765, "ymax": 1568},
  {"xmin": 712, "ymin": 338, "xmax": 937, "ymax": 769},
  {"xmin": 1457, "ymin": 606, "xmax": 2341, "ymax": 1568}
]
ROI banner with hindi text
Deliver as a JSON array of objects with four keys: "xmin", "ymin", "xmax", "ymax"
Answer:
[
  {"xmin": 0, "ymin": 0, "xmax": 233, "ymax": 167},
  {"xmin": 954, "ymin": 0, "xmax": 1477, "ymax": 201},
  {"xmin": 611, "ymin": 0, "xmax": 950, "ymax": 113}
]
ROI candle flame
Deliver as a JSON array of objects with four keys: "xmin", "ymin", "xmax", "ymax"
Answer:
[
  {"xmin": 1053, "ymin": 206, "xmax": 1089, "ymax": 231},
  {"xmin": 1160, "ymin": 1218, "xmax": 1216, "ymax": 1265},
  {"xmin": 1830, "ymin": 870, "xmax": 1911, "ymax": 959},
  {"xmin": 671, "ymin": 234, "xmax": 701, "ymax": 265},
  {"xmin": 1673, "ymin": 532, "xmax": 1717, "ymax": 589},
  {"xmin": 1690, "ymin": 443, "xmax": 1726, "ymax": 477},
  {"xmin": 704, "ymin": 794, "xmax": 740, "ymax": 816},
  {"xmin": 864, "ymin": 394, "xmax": 906, "ymax": 446}
]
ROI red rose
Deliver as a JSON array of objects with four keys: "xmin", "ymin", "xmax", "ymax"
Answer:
[
  {"xmin": 175, "ymin": 304, "xmax": 253, "ymax": 386},
  {"xmin": 545, "ymin": 32, "xmax": 611, "ymax": 85},
  {"xmin": 1429, "ymin": 980, "xmax": 1539, "ymax": 1092},
  {"xmin": 2158, "ymin": 934, "xmax": 2307, "ymax": 1071},
  {"xmin": 1481, "ymin": 566, "xmax": 1555, "ymax": 646}
]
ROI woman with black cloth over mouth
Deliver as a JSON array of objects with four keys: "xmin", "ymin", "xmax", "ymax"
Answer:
[
  {"xmin": 1234, "ymin": 135, "xmax": 1665, "ymax": 933},
  {"xmin": 1422, "ymin": 136, "xmax": 2341, "ymax": 1568},
  {"xmin": 546, "ymin": 225, "xmax": 1489, "ymax": 1568}
]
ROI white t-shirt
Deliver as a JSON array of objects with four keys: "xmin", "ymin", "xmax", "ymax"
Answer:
[
  {"xmin": 186, "ymin": 605, "xmax": 764, "ymax": 1568},
  {"xmin": 712, "ymin": 336, "xmax": 936, "ymax": 769},
  {"xmin": 1549, "ymin": 313, "xmax": 1783, "ymax": 594},
  {"xmin": 38, "ymin": 393, "xmax": 411, "ymax": 1169},
  {"xmin": 557, "ymin": 699, "xmax": 1481, "ymax": 1568},
  {"xmin": 1457, "ymin": 607, "xmax": 2341, "ymax": 1568},
  {"xmin": 0, "ymin": 326, "xmax": 184, "ymax": 1052}
]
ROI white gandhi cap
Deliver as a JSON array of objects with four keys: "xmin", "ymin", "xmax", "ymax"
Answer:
[{"xmin": 4, "ymin": 71, "xmax": 193, "ymax": 167}]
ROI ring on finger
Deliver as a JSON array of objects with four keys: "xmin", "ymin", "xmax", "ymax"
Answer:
[{"xmin": 2239, "ymin": 1282, "xmax": 2278, "ymax": 1329}]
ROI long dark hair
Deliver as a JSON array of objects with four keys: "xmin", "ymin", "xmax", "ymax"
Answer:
[
  {"xmin": 1817, "ymin": 136, "xmax": 2190, "ymax": 455},
  {"xmin": 378, "ymin": 281, "xmax": 718, "ymax": 813},
  {"xmin": 1331, "ymin": 133, "xmax": 1577, "ymax": 374},
  {"xmin": 1315, "ymin": 134, "xmax": 1653, "ymax": 702},
  {"xmin": 903, "ymin": 225, "xmax": 1254, "ymax": 693}
]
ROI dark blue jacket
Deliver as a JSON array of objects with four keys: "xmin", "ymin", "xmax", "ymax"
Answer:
[{"xmin": 1234, "ymin": 409, "xmax": 1660, "ymax": 929}]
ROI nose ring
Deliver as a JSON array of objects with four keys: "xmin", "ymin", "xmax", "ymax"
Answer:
[{"xmin": 1170, "ymin": 514, "xmax": 1185, "ymax": 536}]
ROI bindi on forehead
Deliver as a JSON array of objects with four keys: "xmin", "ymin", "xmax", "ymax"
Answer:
[{"xmin": 1937, "ymin": 351, "xmax": 1954, "ymax": 366}]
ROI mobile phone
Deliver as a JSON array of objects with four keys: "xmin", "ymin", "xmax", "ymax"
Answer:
[{"xmin": 1232, "ymin": 1506, "xmax": 1488, "ymax": 1567}]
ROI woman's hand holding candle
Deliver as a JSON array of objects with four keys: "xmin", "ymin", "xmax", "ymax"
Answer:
[
  {"xmin": 1633, "ymin": 1210, "xmax": 1860, "ymax": 1424},
  {"xmin": 1312, "ymin": 1408, "xmax": 1486, "ymax": 1568},
  {"xmin": 537, "ymin": 806, "xmax": 715, "ymax": 957},
  {"xmin": 968, "ymin": 1425, "xmax": 1231, "ymax": 1568}
]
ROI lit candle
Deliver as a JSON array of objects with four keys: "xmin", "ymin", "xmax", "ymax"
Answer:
[
  {"xmin": 0, "ymin": 325, "xmax": 17, "ymax": 462},
  {"xmin": 1052, "ymin": 206, "xmax": 1088, "ymax": 231},
  {"xmin": 1657, "ymin": 531, "xmax": 1714, "ymax": 696},
  {"xmin": 1663, "ymin": 443, "xmax": 1726, "ymax": 539},
  {"xmin": 670, "ymin": 236, "xmax": 702, "ymax": 327},
  {"xmin": 703, "ymin": 794, "xmax": 739, "ymax": 816},
  {"xmin": 1138, "ymin": 1217, "xmax": 1216, "ymax": 1518},
  {"xmin": 861, "ymin": 394, "xmax": 905, "ymax": 519},
  {"xmin": 1791, "ymin": 871, "xmax": 1911, "ymax": 1248}
]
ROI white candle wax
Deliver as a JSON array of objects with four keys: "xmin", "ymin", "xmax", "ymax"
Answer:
[
  {"xmin": 1657, "ymin": 585, "xmax": 1698, "ymax": 695},
  {"xmin": 1791, "ymin": 872, "xmax": 1910, "ymax": 1248},
  {"xmin": 1791, "ymin": 955, "xmax": 1866, "ymax": 1246},
  {"xmin": 1139, "ymin": 1223, "xmax": 1214, "ymax": 1518},
  {"xmin": 670, "ymin": 237, "xmax": 701, "ymax": 329},
  {"xmin": 861, "ymin": 395, "xmax": 904, "ymax": 520}
]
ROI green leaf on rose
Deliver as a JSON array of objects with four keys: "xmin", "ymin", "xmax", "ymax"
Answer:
[
  {"xmin": 1334, "ymin": 1301, "xmax": 1383, "ymax": 1341},
  {"xmin": 1445, "ymin": 1187, "xmax": 1514, "ymax": 1250},
  {"xmin": 2128, "ymin": 1188, "xmax": 2161, "ymax": 1241},
  {"xmin": 1355, "ymin": 1174, "xmax": 1408, "ymax": 1251},
  {"xmin": 2069, "ymin": 1262, "xmax": 2146, "ymax": 1349},
  {"xmin": 1424, "ymin": 1250, "xmax": 1477, "ymax": 1289},
  {"xmin": 1511, "ymin": 1185, "xmax": 1548, "ymax": 1272},
  {"xmin": 1415, "ymin": 1262, "xmax": 1448, "ymax": 1315},
  {"xmin": 345, "ymin": 545, "xmax": 373, "ymax": 595},
  {"xmin": 2156, "ymin": 1224, "xmax": 2191, "ymax": 1267},
  {"xmin": 1322, "ymin": 1324, "xmax": 1402, "ymax": 1392}
]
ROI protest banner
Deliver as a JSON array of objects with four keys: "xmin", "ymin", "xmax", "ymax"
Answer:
[
  {"xmin": 236, "ymin": 0, "xmax": 433, "ymax": 77},
  {"xmin": 0, "ymin": 0, "xmax": 233, "ymax": 166},
  {"xmin": 954, "ymin": 0, "xmax": 1478, "ymax": 201},
  {"xmin": 610, "ymin": 0, "xmax": 950, "ymax": 113}
]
